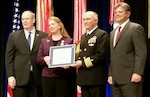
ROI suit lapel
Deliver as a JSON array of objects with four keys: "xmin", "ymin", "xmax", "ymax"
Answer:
[
  {"xmin": 111, "ymin": 29, "xmax": 116, "ymax": 48},
  {"xmin": 117, "ymin": 22, "xmax": 130, "ymax": 43},
  {"xmin": 20, "ymin": 30, "xmax": 31, "ymax": 51},
  {"xmin": 114, "ymin": 21, "xmax": 130, "ymax": 47},
  {"xmin": 32, "ymin": 30, "xmax": 41, "ymax": 52},
  {"xmin": 80, "ymin": 34, "xmax": 87, "ymax": 48},
  {"xmin": 33, "ymin": 31, "xmax": 39, "ymax": 47}
]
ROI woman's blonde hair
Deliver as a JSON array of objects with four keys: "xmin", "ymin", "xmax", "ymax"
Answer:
[{"xmin": 48, "ymin": 16, "xmax": 70, "ymax": 38}]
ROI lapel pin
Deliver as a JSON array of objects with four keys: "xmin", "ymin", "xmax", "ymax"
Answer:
[{"xmin": 36, "ymin": 34, "xmax": 39, "ymax": 36}]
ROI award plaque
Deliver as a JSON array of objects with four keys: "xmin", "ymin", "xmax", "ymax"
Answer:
[{"xmin": 48, "ymin": 44, "xmax": 75, "ymax": 68}]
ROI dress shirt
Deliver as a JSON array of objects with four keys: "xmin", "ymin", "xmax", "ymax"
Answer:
[
  {"xmin": 24, "ymin": 28, "xmax": 36, "ymax": 50},
  {"xmin": 113, "ymin": 19, "xmax": 129, "ymax": 47}
]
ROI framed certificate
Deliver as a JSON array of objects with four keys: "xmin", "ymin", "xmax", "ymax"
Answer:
[{"xmin": 48, "ymin": 44, "xmax": 76, "ymax": 68}]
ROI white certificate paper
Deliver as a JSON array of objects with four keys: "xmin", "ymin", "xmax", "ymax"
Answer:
[{"xmin": 49, "ymin": 44, "xmax": 75, "ymax": 68}]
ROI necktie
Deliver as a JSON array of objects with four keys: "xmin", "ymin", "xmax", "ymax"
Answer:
[
  {"xmin": 28, "ymin": 32, "xmax": 31, "ymax": 47},
  {"xmin": 116, "ymin": 26, "xmax": 121, "ymax": 44},
  {"xmin": 28, "ymin": 32, "xmax": 32, "ymax": 70}
]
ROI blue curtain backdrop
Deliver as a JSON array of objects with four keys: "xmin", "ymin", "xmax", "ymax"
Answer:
[{"xmin": 1, "ymin": 0, "xmax": 148, "ymax": 97}]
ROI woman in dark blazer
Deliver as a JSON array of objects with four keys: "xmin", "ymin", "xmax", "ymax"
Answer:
[{"xmin": 36, "ymin": 16, "xmax": 76, "ymax": 97}]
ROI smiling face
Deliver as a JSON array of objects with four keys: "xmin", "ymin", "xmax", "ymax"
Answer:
[
  {"xmin": 48, "ymin": 19, "xmax": 61, "ymax": 34},
  {"xmin": 21, "ymin": 11, "xmax": 35, "ymax": 31},
  {"xmin": 83, "ymin": 11, "xmax": 98, "ymax": 31},
  {"xmin": 114, "ymin": 3, "xmax": 131, "ymax": 25}
]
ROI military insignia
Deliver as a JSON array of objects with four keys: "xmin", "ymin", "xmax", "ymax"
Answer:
[
  {"xmin": 84, "ymin": 57, "xmax": 93, "ymax": 68},
  {"xmin": 88, "ymin": 36, "xmax": 97, "ymax": 46}
]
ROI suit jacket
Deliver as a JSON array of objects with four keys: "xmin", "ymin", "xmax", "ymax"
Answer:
[
  {"xmin": 109, "ymin": 21, "xmax": 147, "ymax": 84},
  {"xmin": 5, "ymin": 29, "xmax": 47, "ymax": 86},
  {"xmin": 36, "ymin": 36, "xmax": 76, "ymax": 78},
  {"xmin": 77, "ymin": 28, "xmax": 109, "ymax": 85}
]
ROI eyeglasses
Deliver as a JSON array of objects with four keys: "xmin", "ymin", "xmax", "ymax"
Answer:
[{"xmin": 21, "ymin": 17, "xmax": 33, "ymax": 21}]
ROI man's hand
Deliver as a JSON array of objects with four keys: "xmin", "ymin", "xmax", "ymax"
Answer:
[
  {"xmin": 107, "ymin": 76, "xmax": 113, "ymax": 85},
  {"xmin": 131, "ymin": 73, "xmax": 142, "ymax": 83},
  {"xmin": 8, "ymin": 76, "xmax": 16, "ymax": 89},
  {"xmin": 77, "ymin": 85, "xmax": 82, "ymax": 93}
]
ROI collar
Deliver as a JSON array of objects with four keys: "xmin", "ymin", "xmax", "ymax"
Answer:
[
  {"xmin": 119, "ymin": 19, "xmax": 129, "ymax": 29},
  {"xmin": 86, "ymin": 26, "xmax": 98, "ymax": 35},
  {"xmin": 24, "ymin": 26, "xmax": 36, "ymax": 34}
]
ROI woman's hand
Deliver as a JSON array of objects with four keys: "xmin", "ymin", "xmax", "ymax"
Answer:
[
  {"xmin": 44, "ymin": 56, "xmax": 50, "ymax": 65},
  {"xmin": 72, "ymin": 60, "xmax": 82, "ymax": 68}
]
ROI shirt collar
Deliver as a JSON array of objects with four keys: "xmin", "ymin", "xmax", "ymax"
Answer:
[
  {"xmin": 24, "ymin": 26, "xmax": 36, "ymax": 34},
  {"xmin": 119, "ymin": 19, "xmax": 129, "ymax": 29},
  {"xmin": 86, "ymin": 26, "xmax": 98, "ymax": 35}
]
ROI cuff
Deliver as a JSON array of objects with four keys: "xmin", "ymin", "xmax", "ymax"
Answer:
[{"xmin": 84, "ymin": 57, "xmax": 93, "ymax": 68}]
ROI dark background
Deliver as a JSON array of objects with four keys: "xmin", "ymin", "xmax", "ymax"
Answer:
[{"xmin": 0, "ymin": 0, "xmax": 149, "ymax": 97}]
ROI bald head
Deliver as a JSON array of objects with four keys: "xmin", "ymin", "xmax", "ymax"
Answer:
[{"xmin": 84, "ymin": 11, "xmax": 98, "ymax": 20}]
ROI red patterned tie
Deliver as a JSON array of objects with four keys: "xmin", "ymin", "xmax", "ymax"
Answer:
[{"xmin": 116, "ymin": 26, "xmax": 121, "ymax": 44}]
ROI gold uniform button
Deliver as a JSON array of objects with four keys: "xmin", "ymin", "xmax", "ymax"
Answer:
[
  {"xmin": 83, "ymin": 57, "xmax": 86, "ymax": 59},
  {"xmin": 84, "ymin": 48, "xmax": 87, "ymax": 51},
  {"xmin": 91, "ymin": 59, "xmax": 94, "ymax": 61}
]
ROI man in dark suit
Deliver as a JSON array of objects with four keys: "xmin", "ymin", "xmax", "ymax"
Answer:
[
  {"xmin": 5, "ymin": 10, "xmax": 47, "ymax": 97},
  {"xmin": 108, "ymin": 2, "xmax": 147, "ymax": 97},
  {"xmin": 72, "ymin": 11, "xmax": 109, "ymax": 97}
]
